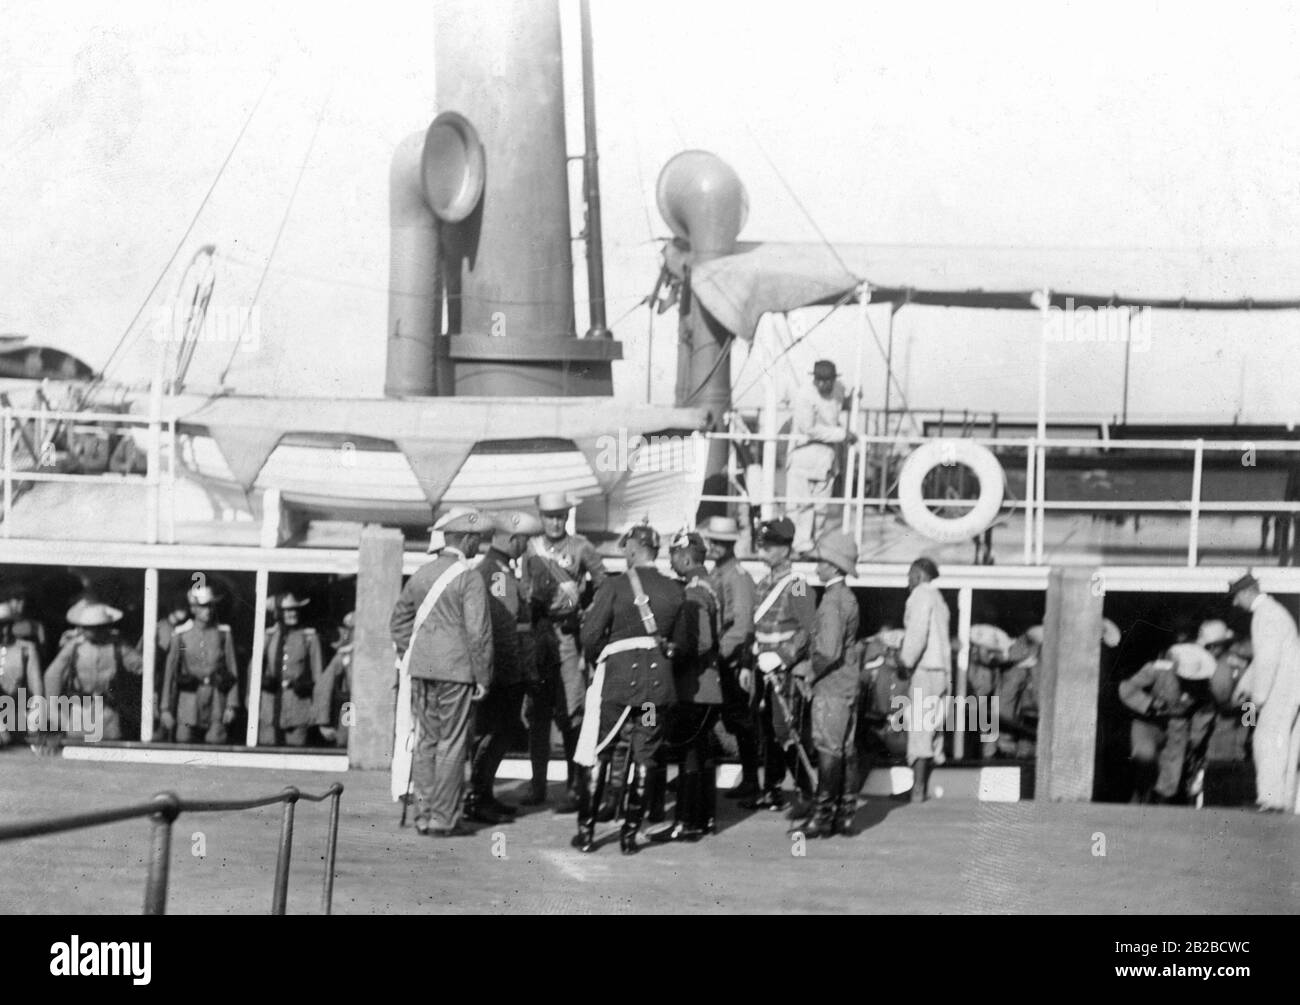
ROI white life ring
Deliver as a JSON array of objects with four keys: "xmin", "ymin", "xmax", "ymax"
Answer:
[{"xmin": 897, "ymin": 440, "xmax": 1005, "ymax": 543}]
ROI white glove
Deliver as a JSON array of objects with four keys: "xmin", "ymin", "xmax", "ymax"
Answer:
[{"xmin": 756, "ymin": 651, "xmax": 784, "ymax": 674}]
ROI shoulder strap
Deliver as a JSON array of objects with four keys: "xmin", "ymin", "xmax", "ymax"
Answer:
[
  {"xmin": 754, "ymin": 572, "xmax": 798, "ymax": 624},
  {"xmin": 399, "ymin": 558, "xmax": 468, "ymax": 674},
  {"xmin": 624, "ymin": 567, "xmax": 660, "ymax": 637}
]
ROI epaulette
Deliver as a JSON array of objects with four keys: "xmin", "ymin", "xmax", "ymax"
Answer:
[
  {"xmin": 218, "ymin": 624, "xmax": 232, "ymax": 632},
  {"xmin": 1151, "ymin": 658, "xmax": 1175, "ymax": 672},
  {"xmin": 302, "ymin": 627, "xmax": 317, "ymax": 635},
  {"xmin": 175, "ymin": 622, "xmax": 193, "ymax": 634}
]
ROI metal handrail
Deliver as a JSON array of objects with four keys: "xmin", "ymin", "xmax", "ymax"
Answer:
[{"xmin": 0, "ymin": 782, "xmax": 344, "ymax": 916}]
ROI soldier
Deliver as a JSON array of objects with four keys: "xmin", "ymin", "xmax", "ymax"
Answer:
[
  {"xmin": 792, "ymin": 529, "xmax": 862, "ymax": 838},
  {"xmin": 899, "ymin": 557, "xmax": 951, "ymax": 802},
  {"xmin": 741, "ymin": 517, "xmax": 816, "ymax": 812},
  {"xmin": 572, "ymin": 522, "xmax": 686, "ymax": 854},
  {"xmin": 316, "ymin": 612, "xmax": 354, "ymax": 748},
  {"xmin": 648, "ymin": 531, "xmax": 724, "ymax": 843},
  {"xmin": 160, "ymin": 585, "xmax": 240, "ymax": 744},
  {"xmin": 698, "ymin": 515, "xmax": 761, "ymax": 801},
  {"xmin": 467, "ymin": 510, "xmax": 545, "ymax": 823},
  {"xmin": 43, "ymin": 601, "xmax": 143, "ymax": 742},
  {"xmin": 3, "ymin": 584, "xmax": 47, "ymax": 662},
  {"xmin": 390, "ymin": 508, "xmax": 494, "ymax": 837},
  {"xmin": 995, "ymin": 626, "xmax": 1042, "ymax": 759},
  {"xmin": 967, "ymin": 623, "xmax": 1011, "ymax": 760},
  {"xmin": 1119, "ymin": 621, "xmax": 1226, "ymax": 804},
  {"xmin": 530, "ymin": 491, "xmax": 608, "ymax": 813},
  {"xmin": 1229, "ymin": 572, "xmax": 1300, "ymax": 813},
  {"xmin": 0, "ymin": 601, "xmax": 43, "ymax": 747},
  {"xmin": 258, "ymin": 593, "xmax": 323, "ymax": 747}
]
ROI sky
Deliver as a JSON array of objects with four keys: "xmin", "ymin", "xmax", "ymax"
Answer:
[{"xmin": 2, "ymin": 0, "xmax": 1299, "ymax": 422}]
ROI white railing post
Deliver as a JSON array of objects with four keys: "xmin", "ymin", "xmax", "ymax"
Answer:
[
  {"xmin": 141, "ymin": 568, "xmax": 159, "ymax": 741},
  {"xmin": 761, "ymin": 376, "xmax": 778, "ymax": 520},
  {"xmin": 246, "ymin": 567, "xmax": 270, "ymax": 748},
  {"xmin": 1023, "ymin": 439, "xmax": 1035, "ymax": 564},
  {"xmin": 145, "ymin": 374, "xmax": 162, "ymax": 546},
  {"xmin": 955, "ymin": 586, "xmax": 972, "ymax": 760},
  {"xmin": 2, "ymin": 406, "xmax": 11, "ymax": 539},
  {"xmin": 1188, "ymin": 438, "xmax": 1204, "ymax": 567}
]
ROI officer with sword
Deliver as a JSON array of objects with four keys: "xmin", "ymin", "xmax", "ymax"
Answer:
[{"xmin": 740, "ymin": 517, "xmax": 817, "ymax": 813}]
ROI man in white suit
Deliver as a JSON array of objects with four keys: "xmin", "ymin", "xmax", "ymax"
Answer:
[{"xmin": 1229, "ymin": 572, "xmax": 1300, "ymax": 813}]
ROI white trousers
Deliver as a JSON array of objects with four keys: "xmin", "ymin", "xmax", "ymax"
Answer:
[{"xmin": 1252, "ymin": 699, "xmax": 1300, "ymax": 812}]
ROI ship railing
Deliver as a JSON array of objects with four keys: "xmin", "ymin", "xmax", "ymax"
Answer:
[
  {"xmin": 0, "ymin": 782, "xmax": 344, "ymax": 915},
  {"xmin": 704, "ymin": 427, "xmax": 1300, "ymax": 567},
  {"xmin": 0, "ymin": 401, "xmax": 178, "ymax": 543}
]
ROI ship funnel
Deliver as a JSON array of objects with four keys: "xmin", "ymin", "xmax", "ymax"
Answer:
[{"xmin": 656, "ymin": 150, "xmax": 749, "ymax": 262}]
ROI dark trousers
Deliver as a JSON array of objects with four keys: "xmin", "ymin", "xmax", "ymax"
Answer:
[
  {"xmin": 758, "ymin": 673, "xmax": 814, "ymax": 797},
  {"xmin": 411, "ymin": 678, "xmax": 475, "ymax": 830},
  {"xmin": 597, "ymin": 697, "xmax": 667, "ymax": 767},
  {"xmin": 718, "ymin": 660, "xmax": 760, "ymax": 783},
  {"xmin": 529, "ymin": 626, "xmax": 585, "ymax": 791},
  {"xmin": 471, "ymin": 683, "xmax": 524, "ymax": 800}
]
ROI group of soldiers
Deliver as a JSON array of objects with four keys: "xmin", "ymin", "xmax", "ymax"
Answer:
[
  {"xmin": 0, "ymin": 582, "xmax": 356, "ymax": 749},
  {"xmin": 389, "ymin": 488, "xmax": 971, "ymax": 852},
  {"xmin": 1113, "ymin": 572, "xmax": 1300, "ymax": 813}
]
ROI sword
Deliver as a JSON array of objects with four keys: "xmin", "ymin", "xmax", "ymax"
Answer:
[{"xmin": 767, "ymin": 673, "xmax": 818, "ymax": 789}]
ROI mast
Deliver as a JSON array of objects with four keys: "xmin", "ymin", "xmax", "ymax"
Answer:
[{"xmin": 579, "ymin": 0, "xmax": 610, "ymax": 340}]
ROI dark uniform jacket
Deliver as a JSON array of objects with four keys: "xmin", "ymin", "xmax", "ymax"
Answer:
[
  {"xmin": 261, "ymin": 624, "xmax": 323, "ymax": 729},
  {"xmin": 709, "ymin": 556, "xmax": 755, "ymax": 668},
  {"xmin": 163, "ymin": 622, "xmax": 240, "ymax": 729},
  {"xmin": 677, "ymin": 565, "xmax": 723, "ymax": 706},
  {"xmin": 478, "ymin": 548, "xmax": 527, "ymax": 688},
  {"xmin": 313, "ymin": 643, "xmax": 352, "ymax": 728},
  {"xmin": 810, "ymin": 579, "xmax": 860, "ymax": 699},
  {"xmin": 580, "ymin": 565, "xmax": 688, "ymax": 709}
]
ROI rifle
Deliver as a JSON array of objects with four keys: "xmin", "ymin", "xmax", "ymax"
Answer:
[{"xmin": 767, "ymin": 673, "xmax": 818, "ymax": 789}]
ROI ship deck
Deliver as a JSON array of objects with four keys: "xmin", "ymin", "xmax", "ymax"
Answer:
[{"xmin": 1, "ymin": 757, "xmax": 1295, "ymax": 914}]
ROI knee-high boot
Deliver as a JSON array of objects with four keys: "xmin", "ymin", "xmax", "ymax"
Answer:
[
  {"xmin": 571, "ymin": 760, "xmax": 609, "ymax": 853},
  {"xmin": 621, "ymin": 763, "xmax": 648, "ymax": 855},
  {"xmin": 697, "ymin": 761, "xmax": 717, "ymax": 835},
  {"xmin": 646, "ymin": 761, "xmax": 668, "ymax": 824}
]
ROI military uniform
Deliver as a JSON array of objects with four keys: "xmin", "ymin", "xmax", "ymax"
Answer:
[
  {"xmin": 995, "ymin": 630, "xmax": 1041, "ymax": 759},
  {"xmin": 650, "ymin": 550, "xmax": 724, "ymax": 843},
  {"xmin": 0, "ymin": 624, "xmax": 43, "ymax": 746},
  {"xmin": 1119, "ymin": 643, "xmax": 1218, "ymax": 803},
  {"xmin": 805, "ymin": 573, "xmax": 861, "ymax": 835},
  {"xmin": 709, "ymin": 549, "xmax": 760, "ymax": 796},
  {"xmin": 313, "ymin": 629, "xmax": 353, "ymax": 749},
  {"xmin": 258, "ymin": 623, "xmax": 323, "ymax": 747},
  {"xmin": 162, "ymin": 621, "xmax": 240, "ymax": 744},
  {"xmin": 390, "ymin": 515, "xmax": 494, "ymax": 835},
  {"xmin": 574, "ymin": 542, "xmax": 686, "ymax": 853},
  {"xmin": 530, "ymin": 529, "xmax": 607, "ymax": 803},
  {"xmin": 44, "ymin": 630, "xmax": 143, "ymax": 741},
  {"xmin": 469, "ymin": 545, "xmax": 532, "ymax": 816},
  {"xmin": 748, "ymin": 546, "xmax": 816, "ymax": 809}
]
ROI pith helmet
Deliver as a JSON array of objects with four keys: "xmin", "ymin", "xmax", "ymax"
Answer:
[
  {"xmin": 67, "ymin": 600, "xmax": 123, "ymax": 627},
  {"xmin": 810, "ymin": 529, "xmax": 858, "ymax": 574},
  {"xmin": 696, "ymin": 515, "xmax": 743, "ymax": 542}
]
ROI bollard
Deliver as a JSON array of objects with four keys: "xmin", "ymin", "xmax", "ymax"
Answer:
[
  {"xmin": 143, "ymin": 792, "xmax": 181, "ymax": 915},
  {"xmin": 271, "ymin": 787, "xmax": 299, "ymax": 915},
  {"xmin": 321, "ymin": 783, "xmax": 343, "ymax": 915}
]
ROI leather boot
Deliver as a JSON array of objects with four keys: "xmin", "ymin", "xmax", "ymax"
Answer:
[
  {"xmin": 649, "ymin": 769, "xmax": 704, "ymax": 843},
  {"xmin": 620, "ymin": 763, "xmax": 648, "ymax": 855},
  {"xmin": 910, "ymin": 757, "xmax": 932, "ymax": 803},
  {"xmin": 571, "ymin": 762, "xmax": 607, "ymax": 853},
  {"xmin": 697, "ymin": 764, "xmax": 717, "ymax": 835},
  {"xmin": 646, "ymin": 763, "xmax": 668, "ymax": 824}
]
